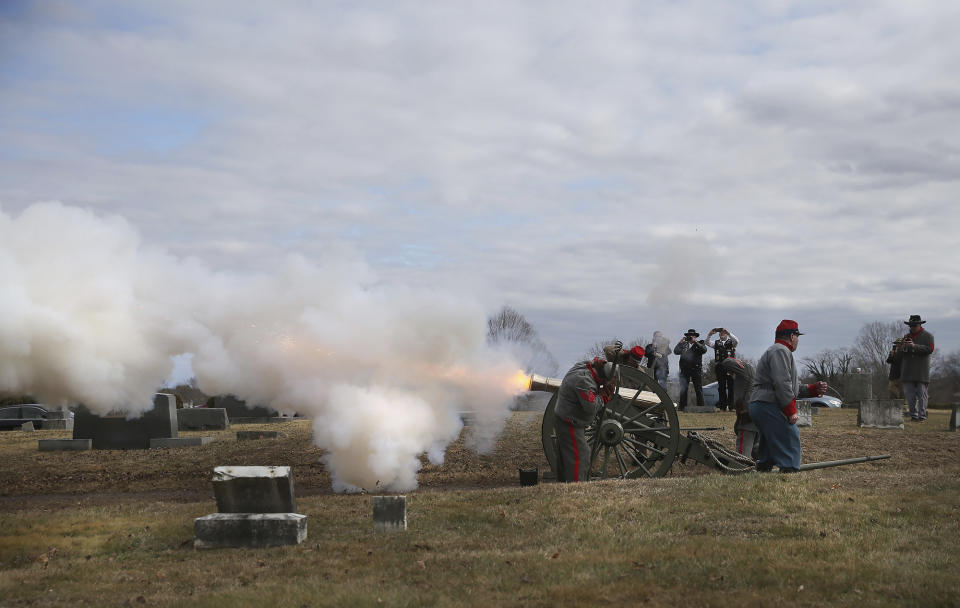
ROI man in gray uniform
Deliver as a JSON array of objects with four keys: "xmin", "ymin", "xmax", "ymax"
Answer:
[
  {"xmin": 898, "ymin": 314, "xmax": 934, "ymax": 422},
  {"xmin": 554, "ymin": 357, "xmax": 616, "ymax": 482},
  {"xmin": 749, "ymin": 320, "xmax": 827, "ymax": 472}
]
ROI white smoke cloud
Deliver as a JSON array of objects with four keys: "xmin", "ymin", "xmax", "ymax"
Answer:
[{"xmin": 0, "ymin": 202, "xmax": 527, "ymax": 491}]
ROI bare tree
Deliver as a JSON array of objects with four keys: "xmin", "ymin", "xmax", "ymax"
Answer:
[
  {"xmin": 930, "ymin": 350, "xmax": 960, "ymax": 404},
  {"xmin": 852, "ymin": 320, "xmax": 902, "ymax": 367},
  {"xmin": 487, "ymin": 306, "xmax": 559, "ymax": 376},
  {"xmin": 487, "ymin": 306, "xmax": 535, "ymax": 344},
  {"xmin": 581, "ymin": 338, "xmax": 619, "ymax": 362},
  {"xmin": 802, "ymin": 348, "xmax": 855, "ymax": 384},
  {"xmin": 159, "ymin": 378, "xmax": 208, "ymax": 408},
  {"xmin": 849, "ymin": 320, "xmax": 906, "ymax": 397}
]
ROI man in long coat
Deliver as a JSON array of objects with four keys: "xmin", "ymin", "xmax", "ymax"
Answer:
[{"xmin": 899, "ymin": 314, "xmax": 934, "ymax": 422}]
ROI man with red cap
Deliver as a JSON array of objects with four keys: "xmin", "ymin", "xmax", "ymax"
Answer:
[
  {"xmin": 602, "ymin": 341, "xmax": 646, "ymax": 369},
  {"xmin": 748, "ymin": 320, "xmax": 828, "ymax": 472},
  {"xmin": 553, "ymin": 357, "xmax": 617, "ymax": 482}
]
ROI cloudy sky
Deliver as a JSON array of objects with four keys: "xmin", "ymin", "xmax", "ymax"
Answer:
[{"xmin": 2, "ymin": 0, "xmax": 959, "ymax": 370}]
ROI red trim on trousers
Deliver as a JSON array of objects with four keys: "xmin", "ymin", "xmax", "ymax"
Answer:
[{"xmin": 564, "ymin": 417, "xmax": 580, "ymax": 482}]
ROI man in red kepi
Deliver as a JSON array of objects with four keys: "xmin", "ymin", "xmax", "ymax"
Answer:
[
  {"xmin": 553, "ymin": 357, "xmax": 617, "ymax": 482},
  {"xmin": 748, "ymin": 320, "xmax": 828, "ymax": 472}
]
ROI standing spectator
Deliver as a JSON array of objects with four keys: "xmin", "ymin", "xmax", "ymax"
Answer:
[
  {"xmin": 899, "ymin": 315, "xmax": 934, "ymax": 422},
  {"xmin": 749, "ymin": 320, "xmax": 827, "ymax": 472},
  {"xmin": 644, "ymin": 331, "xmax": 671, "ymax": 389},
  {"xmin": 706, "ymin": 327, "xmax": 739, "ymax": 411},
  {"xmin": 886, "ymin": 338, "xmax": 904, "ymax": 401},
  {"xmin": 553, "ymin": 357, "xmax": 617, "ymax": 482},
  {"xmin": 674, "ymin": 329, "xmax": 707, "ymax": 411}
]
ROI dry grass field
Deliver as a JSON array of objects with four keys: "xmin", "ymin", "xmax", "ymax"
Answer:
[{"xmin": 1, "ymin": 408, "xmax": 958, "ymax": 607}]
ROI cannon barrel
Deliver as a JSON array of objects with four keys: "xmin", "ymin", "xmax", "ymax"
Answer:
[
  {"xmin": 797, "ymin": 454, "xmax": 891, "ymax": 471},
  {"xmin": 528, "ymin": 374, "xmax": 562, "ymax": 393},
  {"xmin": 528, "ymin": 373, "xmax": 662, "ymax": 406}
]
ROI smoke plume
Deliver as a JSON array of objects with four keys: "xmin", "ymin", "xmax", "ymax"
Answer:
[{"xmin": 0, "ymin": 202, "xmax": 526, "ymax": 491}]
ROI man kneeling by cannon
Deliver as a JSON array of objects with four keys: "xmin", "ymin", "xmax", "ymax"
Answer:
[{"xmin": 553, "ymin": 357, "xmax": 618, "ymax": 482}]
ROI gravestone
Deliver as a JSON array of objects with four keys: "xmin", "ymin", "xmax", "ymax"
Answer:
[
  {"xmin": 150, "ymin": 437, "xmax": 214, "ymax": 448},
  {"xmin": 38, "ymin": 438, "xmax": 91, "ymax": 451},
  {"xmin": 73, "ymin": 393, "xmax": 178, "ymax": 449},
  {"xmin": 236, "ymin": 430, "xmax": 280, "ymax": 440},
  {"xmin": 210, "ymin": 395, "xmax": 280, "ymax": 422},
  {"xmin": 194, "ymin": 466, "xmax": 306, "ymax": 549},
  {"xmin": 194, "ymin": 513, "xmax": 307, "ymax": 549},
  {"xmin": 796, "ymin": 400, "xmax": 813, "ymax": 427},
  {"xmin": 373, "ymin": 496, "xmax": 407, "ymax": 531},
  {"xmin": 42, "ymin": 409, "xmax": 73, "ymax": 430},
  {"xmin": 213, "ymin": 466, "xmax": 297, "ymax": 513},
  {"xmin": 949, "ymin": 405, "xmax": 959, "ymax": 431},
  {"xmin": 857, "ymin": 399, "xmax": 905, "ymax": 429},
  {"xmin": 839, "ymin": 372, "xmax": 873, "ymax": 408},
  {"xmin": 178, "ymin": 408, "xmax": 229, "ymax": 431},
  {"xmin": 21, "ymin": 421, "xmax": 34, "ymax": 432}
]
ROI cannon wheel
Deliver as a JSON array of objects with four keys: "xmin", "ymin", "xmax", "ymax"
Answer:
[{"xmin": 541, "ymin": 366, "xmax": 680, "ymax": 480}]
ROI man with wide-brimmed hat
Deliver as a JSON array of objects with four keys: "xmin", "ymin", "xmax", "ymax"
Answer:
[
  {"xmin": 898, "ymin": 315, "xmax": 935, "ymax": 422},
  {"xmin": 673, "ymin": 329, "xmax": 707, "ymax": 411},
  {"xmin": 749, "ymin": 320, "xmax": 828, "ymax": 472}
]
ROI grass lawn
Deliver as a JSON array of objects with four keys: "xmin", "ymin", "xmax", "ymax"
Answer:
[{"xmin": 1, "ymin": 408, "xmax": 958, "ymax": 607}]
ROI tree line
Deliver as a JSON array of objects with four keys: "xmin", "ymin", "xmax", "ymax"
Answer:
[{"xmin": 801, "ymin": 320, "xmax": 958, "ymax": 406}]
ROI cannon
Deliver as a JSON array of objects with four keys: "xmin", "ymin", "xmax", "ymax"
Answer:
[{"xmin": 530, "ymin": 364, "xmax": 889, "ymax": 480}]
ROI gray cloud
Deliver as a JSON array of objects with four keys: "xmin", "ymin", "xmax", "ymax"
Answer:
[{"xmin": 1, "ymin": 0, "xmax": 959, "ymax": 370}]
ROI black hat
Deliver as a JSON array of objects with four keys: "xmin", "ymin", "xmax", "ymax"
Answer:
[
  {"xmin": 684, "ymin": 329, "xmax": 699, "ymax": 337},
  {"xmin": 904, "ymin": 315, "xmax": 926, "ymax": 325}
]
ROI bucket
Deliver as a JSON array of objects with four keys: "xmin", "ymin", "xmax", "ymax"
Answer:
[{"xmin": 518, "ymin": 467, "xmax": 538, "ymax": 486}]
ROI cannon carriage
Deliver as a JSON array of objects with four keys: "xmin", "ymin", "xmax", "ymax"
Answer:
[{"xmin": 531, "ymin": 364, "xmax": 888, "ymax": 481}]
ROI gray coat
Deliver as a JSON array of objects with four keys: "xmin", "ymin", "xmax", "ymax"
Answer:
[
  {"xmin": 899, "ymin": 328, "xmax": 934, "ymax": 383},
  {"xmin": 554, "ymin": 361, "xmax": 605, "ymax": 426},
  {"xmin": 751, "ymin": 342, "xmax": 812, "ymax": 408}
]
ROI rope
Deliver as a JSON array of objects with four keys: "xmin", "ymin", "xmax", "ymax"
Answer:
[{"xmin": 686, "ymin": 431, "xmax": 755, "ymax": 473}]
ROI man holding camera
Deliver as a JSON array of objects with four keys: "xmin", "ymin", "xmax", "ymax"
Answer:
[
  {"xmin": 707, "ymin": 327, "xmax": 739, "ymax": 411},
  {"xmin": 673, "ymin": 329, "xmax": 707, "ymax": 411},
  {"xmin": 898, "ymin": 314, "xmax": 934, "ymax": 422},
  {"xmin": 886, "ymin": 338, "xmax": 904, "ymax": 401}
]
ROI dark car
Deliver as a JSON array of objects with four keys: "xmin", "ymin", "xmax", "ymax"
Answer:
[{"xmin": 0, "ymin": 404, "xmax": 73, "ymax": 430}]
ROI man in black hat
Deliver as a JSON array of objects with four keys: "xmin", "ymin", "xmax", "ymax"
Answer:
[
  {"xmin": 897, "ymin": 315, "xmax": 934, "ymax": 422},
  {"xmin": 673, "ymin": 329, "xmax": 707, "ymax": 411}
]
